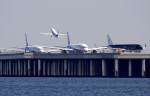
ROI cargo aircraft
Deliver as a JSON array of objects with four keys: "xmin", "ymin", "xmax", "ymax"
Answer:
[
  {"xmin": 41, "ymin": 28, "xmax": 67, "ymax": 38},
  {"xmin": 50, "ymin": 32, "xmax": 106, "ymax": 53},
  {"xmin": 106, "ymin": 35, "xmax": 143, "ymax": 53}
]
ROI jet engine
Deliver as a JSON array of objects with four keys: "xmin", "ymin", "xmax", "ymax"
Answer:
[
  {"xmin": 61, "ymin": 50, "xmax": 67, "ymax": 54},
  {"xmin": 91, "ymin": 50, "xmax": 97, "ymax": 53}
]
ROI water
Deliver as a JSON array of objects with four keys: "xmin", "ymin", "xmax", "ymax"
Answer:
[{"xmin": 0, "ymin": 77, "xmax": 150, "ymax": 96}]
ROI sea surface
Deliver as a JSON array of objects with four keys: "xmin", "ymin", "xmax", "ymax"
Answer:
[{"xmin": 0, "ymin": 77, "xmax": 150, "ymax": 96}]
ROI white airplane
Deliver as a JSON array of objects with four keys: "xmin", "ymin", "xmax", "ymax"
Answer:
[
  {"xmin": 50, "ymin": 32, "xmax": 105, "ymax": 53},
  {"xmin": 25, "ymin": 34, "xmax": 60, "ymax": 53},
  {"xmin": 24, "ymin": 33, "xmax": 45, "ymax": 53},
  {"xmin": 40, "ymin": 28, "xmax": 67, "ymax": 38}
]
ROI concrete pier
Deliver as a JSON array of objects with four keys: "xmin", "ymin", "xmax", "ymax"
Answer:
[{"xmin": 0, "ymin": 53, "xmax": 150, "ymax": 77}]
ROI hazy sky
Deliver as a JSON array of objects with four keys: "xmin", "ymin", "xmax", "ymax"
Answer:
[{"xmin": 0, "ymin": 0, "xmax": 150, "ymax": 50}]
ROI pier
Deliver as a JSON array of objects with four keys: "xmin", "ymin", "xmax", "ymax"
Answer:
[{"xmin": 0, "ymin": 53, "xmax": 150, "ymax": 77}]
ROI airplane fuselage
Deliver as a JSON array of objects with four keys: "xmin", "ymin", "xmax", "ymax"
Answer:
[
  {"xmin": 51, "ymin": 28, "xmax": 58, "ymax": 38},
  {"xmin": 67, "ymin": 44, "xmax": 89, "ymax": 52},
  {"xmin": 25, "ymin": 46, "xmax": 44, "ymax": 53},
  {"xmin": 108, "ymin": 44, "xmax": 143, "ymax": 52}
]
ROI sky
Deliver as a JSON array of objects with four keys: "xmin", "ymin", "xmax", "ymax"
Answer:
[{"xmin": 0, "ymin": 0, "xmax": 150, "ymax": 51}]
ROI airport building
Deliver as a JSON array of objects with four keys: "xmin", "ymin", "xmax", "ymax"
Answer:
[{"xmin": 0, "ymin": 52, "xmax": 150, "ymax": 77}]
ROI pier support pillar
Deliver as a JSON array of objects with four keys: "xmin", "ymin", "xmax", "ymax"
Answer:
[
  {"xmin": 28, "ymin": 60, "xmax": 30, "ymax": 76},
  {"xmin": 9, "ymin": 60, "xmax": 11, "ymax": 76},
  {"xmin": 20, "ymin": 62, "xmax": 23, "ymax": 76},
  {"xmin": 12, "ymin": 62, "xmax": 14, "ymax": 76},
  {"xmin": 6, "ymin": 61, "xmax": 9, "ymax": 76},
  {"xmin": 102, "ymin": 59, "xmax": 106, "ymax": 77},
  {"xmin": 129, "ymin": 60, "xmax": 132, "ymax": 77},
  {"xmin": 142, "ymin": 59, "xmax": 146, "ymax": 77},
  {"xmin": 82, "ymin": 61, "xmax": 84, "ymax": 76},
  {"xmin": 33, "ymin": 61, "xmax": 36, "ymax": 76},
  {"xmin": 71, "ymin": 61, "xmax": 74, "ymax": 76},
  {"xmin": 51, "ymin": 61, "xmax": 55, "ymax": 76},
  {"xmin": 64, "ymin": 60, "xmax": 67, "ymax": 76},
  {"xmin": 57, "ymin": 61, "xmax": 60, "ymax": 76},
  {"xmin": 74, "ymin": 62, "xmax": 77, "ymax": 76},
  {"xmin": 38, "ymin": 60, "xmax": 41, "ymax": 76},
  {"xmin": 15, "ymin": 62, "xmax": 17, "ymax": 76},
  {"xmin": 90, "ymin": 60, "xmax": 94, "ymax": 76},
  {"xmin": 24, "ymin": 61, "xmax": 26, "ymax": 76},
  {"xmin": 67, "ymin": 60, "xmax": 70, "ymax": 76},
  {"xmin": 61, "ymin": 61, "xmax": 64, "ymax": 76},
  {"xmin": 18, "ymin": 60, "xmax": 20, "ymax": 76},
  {"xmin": 115, "ymin": 59, "xmax": 119, "ymax": 77},
  {"xmin": 43, "ymin": 60, "xmax": 46, "ymax": 76},
  {"xmin": 79, "ymin": 60, "xmax": 82, "ymax": 76},
  {"xmin": 0, "ymin": 61, "xmax": 2, "ymax": 76},
  {"xmin": 6, "ymin": 62, "xmax": 8, "ymax": 75},
  {"xmin": 47, "ymin": 61, "xmax": 50, "ymax": 76}
]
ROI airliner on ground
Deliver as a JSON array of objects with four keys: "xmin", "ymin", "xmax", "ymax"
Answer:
[
  {"xmin": 24, "ymin": 33, "xmax": 45, "ymax": 53},
  {"xmin": 107, "ymin": 35, "xmax": 143, "ymax": 53},
  {"xmin": 50, "ymin": 32, "xmax": 105, "ymax": 53},
  {"xmin": 23, "ymin": 33, "xmax": 56, "ymax": 53},
  {"xmin": 41, "ymin": 28, "xmax": 67, "ymax": 38},
  {"xmin": 4, "ymin": 34, "xmax": 55, "ymax": 53}
]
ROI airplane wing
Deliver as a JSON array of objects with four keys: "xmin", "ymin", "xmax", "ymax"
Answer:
[
  {"xmin": 48, "ymin": 46, "xmax": 73, "ymax": 51},
  {"xmin": 58, "ymin": 33, "xmax": 72, "ymax": 36},
  {"xmin": 88, "ymin": 47, "xmax": 107, "ymax": 51},
  {"xmin": 58, "ymin": 34, "xmax": 67, "ymax": 36},
  {"xmin": 42, "ymin": 49, "xmax": 61, "ymax": 53},
  {"xmin": 11, "ymin": 47, "xmax": 25, "ymax": 50},
  {"xmin": 33, "ymin": 45, "xmax": 48, "ymax": 48},
  {"xmin": 40, "ymin": 32, "xmax": 52, "ymax": 36}
]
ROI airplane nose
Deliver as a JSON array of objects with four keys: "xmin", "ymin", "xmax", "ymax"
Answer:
[
  {"xmin": 84, "ymin": 48, "xmax": 88, "ymax": 52},
  {"xmin": 40, "ymin": 50, "xmax": 44, "ymax": 53}
]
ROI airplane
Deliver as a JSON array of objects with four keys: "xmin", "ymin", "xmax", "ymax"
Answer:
[
  {"xmin": 40, "ymin": 28, "xmax": 67, "ymax": 38},
  {"xmin": 24, "ymin": 34, "xmax": 60, "ymax": 53},
  {"xmin": 16, "ymin": 33, "xmax": 56, "ymax": 53},
  {"xmin": 24, "ymin": 33, "xmax": 45, "ymax": 53},
  {"xmin": 50, "ymin": 32, "xmax": 105, "ymax": 53},
  {"xmin": 0, "ymin": 34, "xmax": 56, "ymax": 53},
  {"xmin": 106, "ymin": 35, "xmax": 143, "ymax": 53}
]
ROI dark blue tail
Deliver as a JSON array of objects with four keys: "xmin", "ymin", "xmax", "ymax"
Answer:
[{"xmin": 25, "ymin": 33, "xmax": 28, "ymax": 46}]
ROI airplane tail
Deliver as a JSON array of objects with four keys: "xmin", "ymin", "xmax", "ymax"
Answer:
[
  {"xmin": 143, "ymin": 44, "xmax": 147, "ymax": 50},
  {"xmin": 58, "ymin": 30, "xmax": 59, "ymax": 34},
  {"xmin": 107, "ymin": 35, "xmax": 113, "ymax": 45},
  {"xmin": 25, "ymin": 33, "xmax": 28, "ymax": 47},
  {"xmin": 67, "ymin": 32, "xmax": 70, "ymax": 45}
]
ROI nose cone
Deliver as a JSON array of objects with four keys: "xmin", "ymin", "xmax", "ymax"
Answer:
[
  {"xmin": 83, "ymin": 48, "xmax": 89, "ymax": 52},
  {"xmin": 40, "ymin": 50, "xmax": 44, "ymax": 53}
]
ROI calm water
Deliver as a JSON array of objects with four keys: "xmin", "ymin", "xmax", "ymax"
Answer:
[{"xmin": 0, "ymin": 77, "xmax": 150, "ymax": 96}]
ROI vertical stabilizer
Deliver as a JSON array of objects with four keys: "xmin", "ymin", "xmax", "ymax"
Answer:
[
  {"xmin": 107, "ymin": 35, "xmax": 113, "ymax": 45},
  {"xmin": 67, "ymin": 32, "xmax": 70, "ymax": 45},
  {"xmin": 25, "ymin": 33, "xmax": 28, "ymax": 46}
]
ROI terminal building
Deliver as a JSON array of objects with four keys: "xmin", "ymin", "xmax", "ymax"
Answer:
[{"xmin": 0, "ymin": 52, "xmax": 150, "ymax": 78}]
